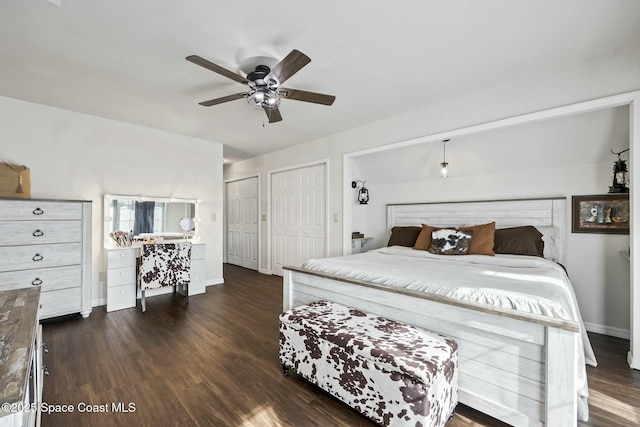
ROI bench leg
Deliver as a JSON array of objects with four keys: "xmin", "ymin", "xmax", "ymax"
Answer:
[{"xmin": 282, "ymin": 364, "xmax": 289, "ymax": 376}]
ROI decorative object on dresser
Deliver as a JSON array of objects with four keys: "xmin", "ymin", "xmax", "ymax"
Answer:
[
  {"xmin": 0, "ymin": 287, "xmax": 45, "ymax": 427},
  {"xmin": 0, "ymin": 199, "xmax": 92, "ymax": 319},
  {"xmin": 0, "ymin": 163, "xmax": 30, "ymax": 198},
  {"xmin": 572, "ymin": 194, "xmax": 629, "ymax": 234},
  {"xmin": 178, "ymin": 217, "xmax": 196, "ymax": 241}
]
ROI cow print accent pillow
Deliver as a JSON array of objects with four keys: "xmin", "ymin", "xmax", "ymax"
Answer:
[{"xmin": 428, "ymin": 229, "xmax": 474, "ymax": 255}]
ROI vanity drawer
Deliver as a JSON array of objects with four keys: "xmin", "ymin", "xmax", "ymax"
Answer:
[
  {"xmin": 40, "ymin": 287, "xmax": 82, "ymax": 319},
  {"xmin": 0, "ymin": 200, "xmax": 83, "ymax": 220},
  {"xmin": 107, "ymin": 248, "xmax": 138, "ymax": 269},
  {"xmin": 0, "ymin": 243, "xmax": 82, "ymax": 272},
  {"xmin": 192, "ymin": 243, "xmax": 206, "ymax": 260},
  {"xmin": 108, "ymin": 266, "xmax": 136, "ymax": 287},
  {"xmin": 0, "ymin": 265, "xmax": 81, "ymax": 291},
  {"xmin": 107, "ymin": 284, "xmax": 136, "ymax": 312},
  {"xmin": 189, "ymin": 259, "xmax": 206, "ymax": 295},
  {"xmin": 0, "ymin": 220, "xmax": 81, "ymax": 246}
]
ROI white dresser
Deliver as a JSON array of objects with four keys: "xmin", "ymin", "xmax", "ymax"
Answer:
[
  {"xmin": 106, "ymin": 242, "xmax": 206, "ymax": 312},
  {"xmin": 0, "ymin": 199, "xmax": 92, "ymax": 319}
]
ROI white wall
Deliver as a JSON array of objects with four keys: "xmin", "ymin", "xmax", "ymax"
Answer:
[
  {"xmin": 224, "ymin": 47, "xmax": 640, "ymax": 336},
  {"xmin": 0, "ymin": 96, "xmax": 224, "ymax": 308}
]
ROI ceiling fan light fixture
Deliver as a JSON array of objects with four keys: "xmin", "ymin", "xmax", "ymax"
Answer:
[{"xmin": 246, "ymin": 88, "xmax": 281, "ymax": 110}]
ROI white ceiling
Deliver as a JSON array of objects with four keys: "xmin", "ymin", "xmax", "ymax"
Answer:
[{"xmin": 1, "ymin": 1, "xmax": 639, "ymax": 163}]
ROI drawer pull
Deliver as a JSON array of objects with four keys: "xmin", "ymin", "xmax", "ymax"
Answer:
[
  {"xmin": 32, "ymin": 207, "xmax": 44, "ymax": 216},
  {"xmin": 32, "ymin": 229, "xmax": 44, "ymax": 237},
  {"xmin": 32, "ymin": 253, "xmax": 44, "ymax": 262},
  {"xmin": 32, "ymin": 277, "xmax": 43, "ymax": 286}
]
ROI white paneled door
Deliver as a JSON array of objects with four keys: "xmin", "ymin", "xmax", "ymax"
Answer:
[
  {"xmin": 272, "ymin": 164, "xmax": 326, "ymax": 276},
  {"xmin": 226, "ymin": 177, "xmax": 259, "ymax": 270}
]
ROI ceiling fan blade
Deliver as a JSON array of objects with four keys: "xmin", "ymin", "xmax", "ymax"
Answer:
[
  {"xmin": 199, "ymin": 92, "xmax": 246, "ymax": 106},
  {"xmin": 266, "ymin": 49, "xmax": 311, "ymax": 85},
  {"xmin": 264, "ymin": 107, "xmax": 283, "ymax": 123},
  {"xmin": 186, "ymin": 55, "xmax": 248, "ymax": 85},
  {"xmin": 279, "ymin": 88, "xmax": 335, "ymax": 106}
]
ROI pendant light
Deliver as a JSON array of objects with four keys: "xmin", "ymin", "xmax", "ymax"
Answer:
[{"xmin": 440, "ymin": 139, "xmax": 450, "ymax": 178}]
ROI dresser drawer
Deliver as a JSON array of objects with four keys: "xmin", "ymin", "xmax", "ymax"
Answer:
[
  {"xmin": 0, "ymin": 265, "xmax": 81, "ymax": 291},
  {"xmin": 107, "ymin": 248, "xmax": 138, "ymax": 269},
  {"xmin": 0, "ymin": 200, "xmax": 82, "ymax": 220},
  {"xmin": 39, "ymin": 287, "xmax": 82, "ymax": 319},
  {"xmin": 0, "ymin": 243, "xmax": 81, "ymax": 272},
  {"xmin": 107, "ymin": 284, "xmax": 136, "ymax": 312},
  {"xmin": 0, "ymin": 220, "xmax": 81, "ymax": 246},
  {"xmin": 108, "ymin": 266, "xmax": 136, "ymax": 287},
  {"xmin": 192, "ymin": 243, "xmax": 206, "ymax": 260}
]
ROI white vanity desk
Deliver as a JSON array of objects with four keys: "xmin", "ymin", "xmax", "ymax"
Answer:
[
  {"xmin": 103, "ymin": 194, "xmax": 205, "ymax": 312},
  {"xmin": 106, "ymin": 241, "xmax": 206, "ymax": 312}
]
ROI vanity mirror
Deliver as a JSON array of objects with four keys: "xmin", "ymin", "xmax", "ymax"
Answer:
[{"xmin": 104, "ymin": 194, "xmax": 199, "ymax": 247}]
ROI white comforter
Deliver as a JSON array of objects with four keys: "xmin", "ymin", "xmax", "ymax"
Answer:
[{"xmin": 302, "ymin": 246, "xmax": 597, "ymax": 421}]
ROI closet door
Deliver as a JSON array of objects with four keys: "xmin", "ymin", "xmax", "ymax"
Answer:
[
  {"xmin": 272, "ymin": 164, "xmax": 326, "ymax": 276},
  {"xmin": 226, "ymin": 177, "xmax": 258, "ymax": 270}
]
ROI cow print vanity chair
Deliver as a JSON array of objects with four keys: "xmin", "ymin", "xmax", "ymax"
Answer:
[{"xmin": 137, "ymin": 242, "xmax": 192, "ymax": 312}]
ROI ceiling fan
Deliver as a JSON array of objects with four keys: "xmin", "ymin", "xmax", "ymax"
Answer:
[{"xmin": 186, "ymin": 49, "xmax": 335, "ymax": 123}]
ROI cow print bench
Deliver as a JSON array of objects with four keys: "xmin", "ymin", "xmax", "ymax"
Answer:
[{"xmin": 279, "ymin": 300, "xmax": 458, "ymax": 427}]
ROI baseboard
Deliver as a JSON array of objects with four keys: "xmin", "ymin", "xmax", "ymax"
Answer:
[
  {"xmin": 207, "ymin": 277, "xmax": 224, "ymax": 286},
  {"xmin": 584, "ymin": 321, "xmax": 630, "ymax": 339},
  {"xmin": 258, "ymin": 268, "xmax": 272, "ymax": 275},
  {"xmin": 92, "ymin": 298, "xmax": 107, "ymax": 307}
]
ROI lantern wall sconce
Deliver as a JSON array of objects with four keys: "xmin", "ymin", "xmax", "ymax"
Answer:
[
  {"xmin": 351, "ymin": 180, "xmax": 369, "ymax": 204},
  {"xmin": 608, "ymin": 148, "xmax": 630, "ymax": 193}
]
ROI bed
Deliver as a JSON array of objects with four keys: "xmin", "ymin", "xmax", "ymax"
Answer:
[{"xmin": 282, "ymin": 198, "xmax": 596, "ymax": 427}]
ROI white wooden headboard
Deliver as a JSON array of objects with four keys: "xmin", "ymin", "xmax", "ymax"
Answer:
[{"xmin": 386, "ymin": 198, "xmax": 567, "ymax": 264}]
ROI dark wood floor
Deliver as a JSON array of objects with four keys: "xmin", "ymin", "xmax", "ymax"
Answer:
[{"xmin": 41, "ymin": 264, "xmax": 640, "ymax": 426}]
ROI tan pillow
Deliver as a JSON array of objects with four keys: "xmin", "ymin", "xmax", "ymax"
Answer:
[
  {"xmin": 413, "ymin": 224, "xmax": 436, "ymax": 251},
  {"xmin": 459, "ymin": 222, "xmax": 496, "ymax": 256}
]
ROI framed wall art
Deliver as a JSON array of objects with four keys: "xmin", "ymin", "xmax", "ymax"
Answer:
[{"xmin": 571, "ymin": 194, "xmax": 629, "ymax": 234}]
